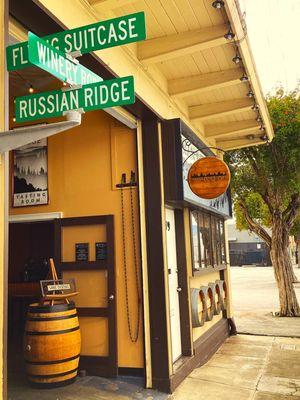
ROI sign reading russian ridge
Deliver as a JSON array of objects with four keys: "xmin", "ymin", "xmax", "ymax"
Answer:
[{"xmin": 15, "ymin": 76, "xmax": 135, "ymax": 123}]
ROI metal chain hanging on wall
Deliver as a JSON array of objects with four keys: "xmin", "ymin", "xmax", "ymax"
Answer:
[{"xmin": 119, "ymin": 172, "xmax": 141, "ymax": 343}]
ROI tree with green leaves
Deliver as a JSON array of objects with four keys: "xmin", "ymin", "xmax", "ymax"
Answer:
[{"xmin": 227, "ymin": 88, "xmax": 300, "ymax": 317}]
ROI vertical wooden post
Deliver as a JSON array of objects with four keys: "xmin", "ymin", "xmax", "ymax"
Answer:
[
  {"xmin": 0, "ymin": 0, "xmax": 8, "ymax": 398},
  {"xmin": 141, "ymin": 115, "xmax": 171, "ymax": 392}
]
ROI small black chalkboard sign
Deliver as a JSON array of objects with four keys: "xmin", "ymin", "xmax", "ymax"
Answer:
[
  {"xmin": 75, "ymin": 243, "xmax": 89, "ymax": 262},
  {"xmin": 95, "ymin": 242, "xmax": 107, "ymax": 260}
]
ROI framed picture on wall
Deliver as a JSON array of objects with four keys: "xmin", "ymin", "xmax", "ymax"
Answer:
[{"xmin": 12, "ymin": 138, "xmax": 49, "ymax": 207}]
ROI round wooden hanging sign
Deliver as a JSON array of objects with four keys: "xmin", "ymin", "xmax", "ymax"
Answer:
[{"xmin": 187, "ymin": 156, "xmax": 231, "ymax": 199}]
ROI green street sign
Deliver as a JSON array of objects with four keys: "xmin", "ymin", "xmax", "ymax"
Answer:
[
  {"xmin": 15, "ymin": 76, "xmax": 135, "ymax": 123},
  {"xmin": 7, "ymin": 12, "xmax": 146, "ymax": 72},
  {"xmin": 28, "ymin": 32, "xmax": 102, "ymax": 85}
]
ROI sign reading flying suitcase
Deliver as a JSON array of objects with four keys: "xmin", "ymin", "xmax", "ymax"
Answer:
[{"xmin": 6, "ymin": 12, "xmax": 146, "ymax": 71}]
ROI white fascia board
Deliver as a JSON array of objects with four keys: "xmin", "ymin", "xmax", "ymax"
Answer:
[
  {"xmin": 0, "ymin": 111, "xmax": 82, "ymax": 153},
  {"xmin": 225, "ymin": 0, "xmax": 274, "ymax": 141}
]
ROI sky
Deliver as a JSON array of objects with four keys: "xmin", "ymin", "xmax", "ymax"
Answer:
[{"xmin": 239, "ymin": 0, "xmax": 300, "ymax": 94}]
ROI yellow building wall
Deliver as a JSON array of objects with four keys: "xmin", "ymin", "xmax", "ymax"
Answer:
[{"xmin": 10, "ymin": 109, "xmax": 144, "ymax": 368}]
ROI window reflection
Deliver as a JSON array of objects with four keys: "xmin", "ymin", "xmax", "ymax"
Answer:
[{"xmin": 190, "ymin": 210, "xmax": 226, "ymax": 271}]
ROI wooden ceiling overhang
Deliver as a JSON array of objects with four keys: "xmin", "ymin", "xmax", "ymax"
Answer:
[{"xmin": 10, "ymin": 0, "xmax": 274, "ymax": 151}]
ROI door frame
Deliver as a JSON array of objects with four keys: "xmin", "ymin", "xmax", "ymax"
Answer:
[
  {"xmin": 166, "ymin": 206, "xmax": 193, "ymax": 361},
  {"xmin": 54, "ymin": 215, "xmax": 117, "ymax": 377},
  {"xmin": 174, "ymin": 208, "xmax": 193, "ymax": 358},
  {"xmin": 165, "ymin": 207, "xmax": 182, "ymax": 363}
]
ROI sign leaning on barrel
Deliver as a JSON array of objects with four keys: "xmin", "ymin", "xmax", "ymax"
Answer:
[{"xmin": 187, "ymin": 156, "xmax": 231, "ymax": 199}]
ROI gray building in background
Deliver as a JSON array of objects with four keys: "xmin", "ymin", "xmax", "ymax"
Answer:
[{"xmin": 227, "ymin": 220, "xmax": 271, "ymax": 267}]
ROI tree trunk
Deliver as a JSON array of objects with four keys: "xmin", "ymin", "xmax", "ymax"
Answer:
[
  {"xmin": 270, "ymin": 223, "xmax": 300, "ymax": 316},
  {"xmin": 296, "ymin": 237, "xmax": 300, "ymax": 269}
]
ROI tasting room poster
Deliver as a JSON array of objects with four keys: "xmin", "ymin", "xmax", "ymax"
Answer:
[{"xmin": 13, "ymin": 139, "xmax": 48, "ymax": 207}]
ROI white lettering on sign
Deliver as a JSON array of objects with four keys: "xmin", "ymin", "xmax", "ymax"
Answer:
[
  {"xmin": 18, "ymin": 91, "xmax": 80, "ymax": 119},
  {"xmin": 47, "ymin": 284, "xmax": 71, "ymax": 291},
  {"xmin": 18, "ymin": 78, "xmax": 131, "ymax": 120},
  {"xmin": 14, "ymin": 191, "xmax": 48, "ymax": 207},
  {"xmin": 60, "ymin": 17, "xmax": 139, "ymax": 52},
  {"xmin": 36, "ymin": 40, "xmax": 100, "ymax": 85}
]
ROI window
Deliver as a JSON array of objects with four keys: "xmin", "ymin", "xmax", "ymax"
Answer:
[{"xmin": 190, "ymin": 210, "xmax": 226, "ymax": 272}]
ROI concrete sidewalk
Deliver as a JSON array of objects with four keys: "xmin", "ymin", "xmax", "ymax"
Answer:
[
  {"xmin": 231, "ymin": 266, "xmax": 300, "ymax": 337},
  {"xmin": 172, "ymin": 334, "xmax": 300, "ymax": 400}
]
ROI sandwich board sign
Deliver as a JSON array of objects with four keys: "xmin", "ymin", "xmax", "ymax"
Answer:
[
  {"xmin": 15, "ymin": 76, "xmax": 135, "ymax": 123},
  {"xmin": 27, "ymin": 32, "xmax": 102, "ymax": 85},
  {"xmin": 6, "ymin": 12, "xmax": 146, "ymax": 71}
]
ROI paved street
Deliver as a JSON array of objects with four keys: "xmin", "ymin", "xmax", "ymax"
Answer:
[{"xmin": 231, "ymin": 266, "xmax": 300, "ymax": 337}]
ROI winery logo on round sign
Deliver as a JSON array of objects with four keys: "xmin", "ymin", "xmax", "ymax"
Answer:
[{"xmin": 187, "ymin": 156, "xmax": 231, "ymax": 199}]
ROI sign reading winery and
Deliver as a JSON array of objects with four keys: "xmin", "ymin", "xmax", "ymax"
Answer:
[
  {"xmin": 187, "ymin": 157, "xmax": 231, "ymax": 200},
  {"xmin": 28, "ymin": 32, "xmax": 102, "ymax": 85},
  {"xmin": 6, "ymin": 12, "xmax": 146, "ymax": 71}
]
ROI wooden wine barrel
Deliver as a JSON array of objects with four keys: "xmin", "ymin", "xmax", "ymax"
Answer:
[
  {"xmin": 24, "ymin": 301, "xmax": 81, "ymax": 388},
  {"xmin": 215, "ymin": 280, "xmax": 227, "ymax": 311},
  {"xmin": 191, "ymin": 288, "xmax": 207, "ymax": 327}
]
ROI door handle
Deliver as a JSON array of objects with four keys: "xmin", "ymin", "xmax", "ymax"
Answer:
[
  {"xmin": 177, "ymin": 287, "xmax": 182, "ymax": 293},
  {"xmin": 108, "ymin": 294, "xmax": 114, "ymax": 301}
]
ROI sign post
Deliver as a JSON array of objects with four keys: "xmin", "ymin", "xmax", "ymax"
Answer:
[
  {"xmin": 28, "ymin": 32, "xmax": 102, "ymax": 85},
  {"xmin": 15, "ymin": 76, "xmax": 135, "ymax": 123},
  {"xmin": 7, "ymin": 12, "xmax": 146, "ymax": 71}
]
